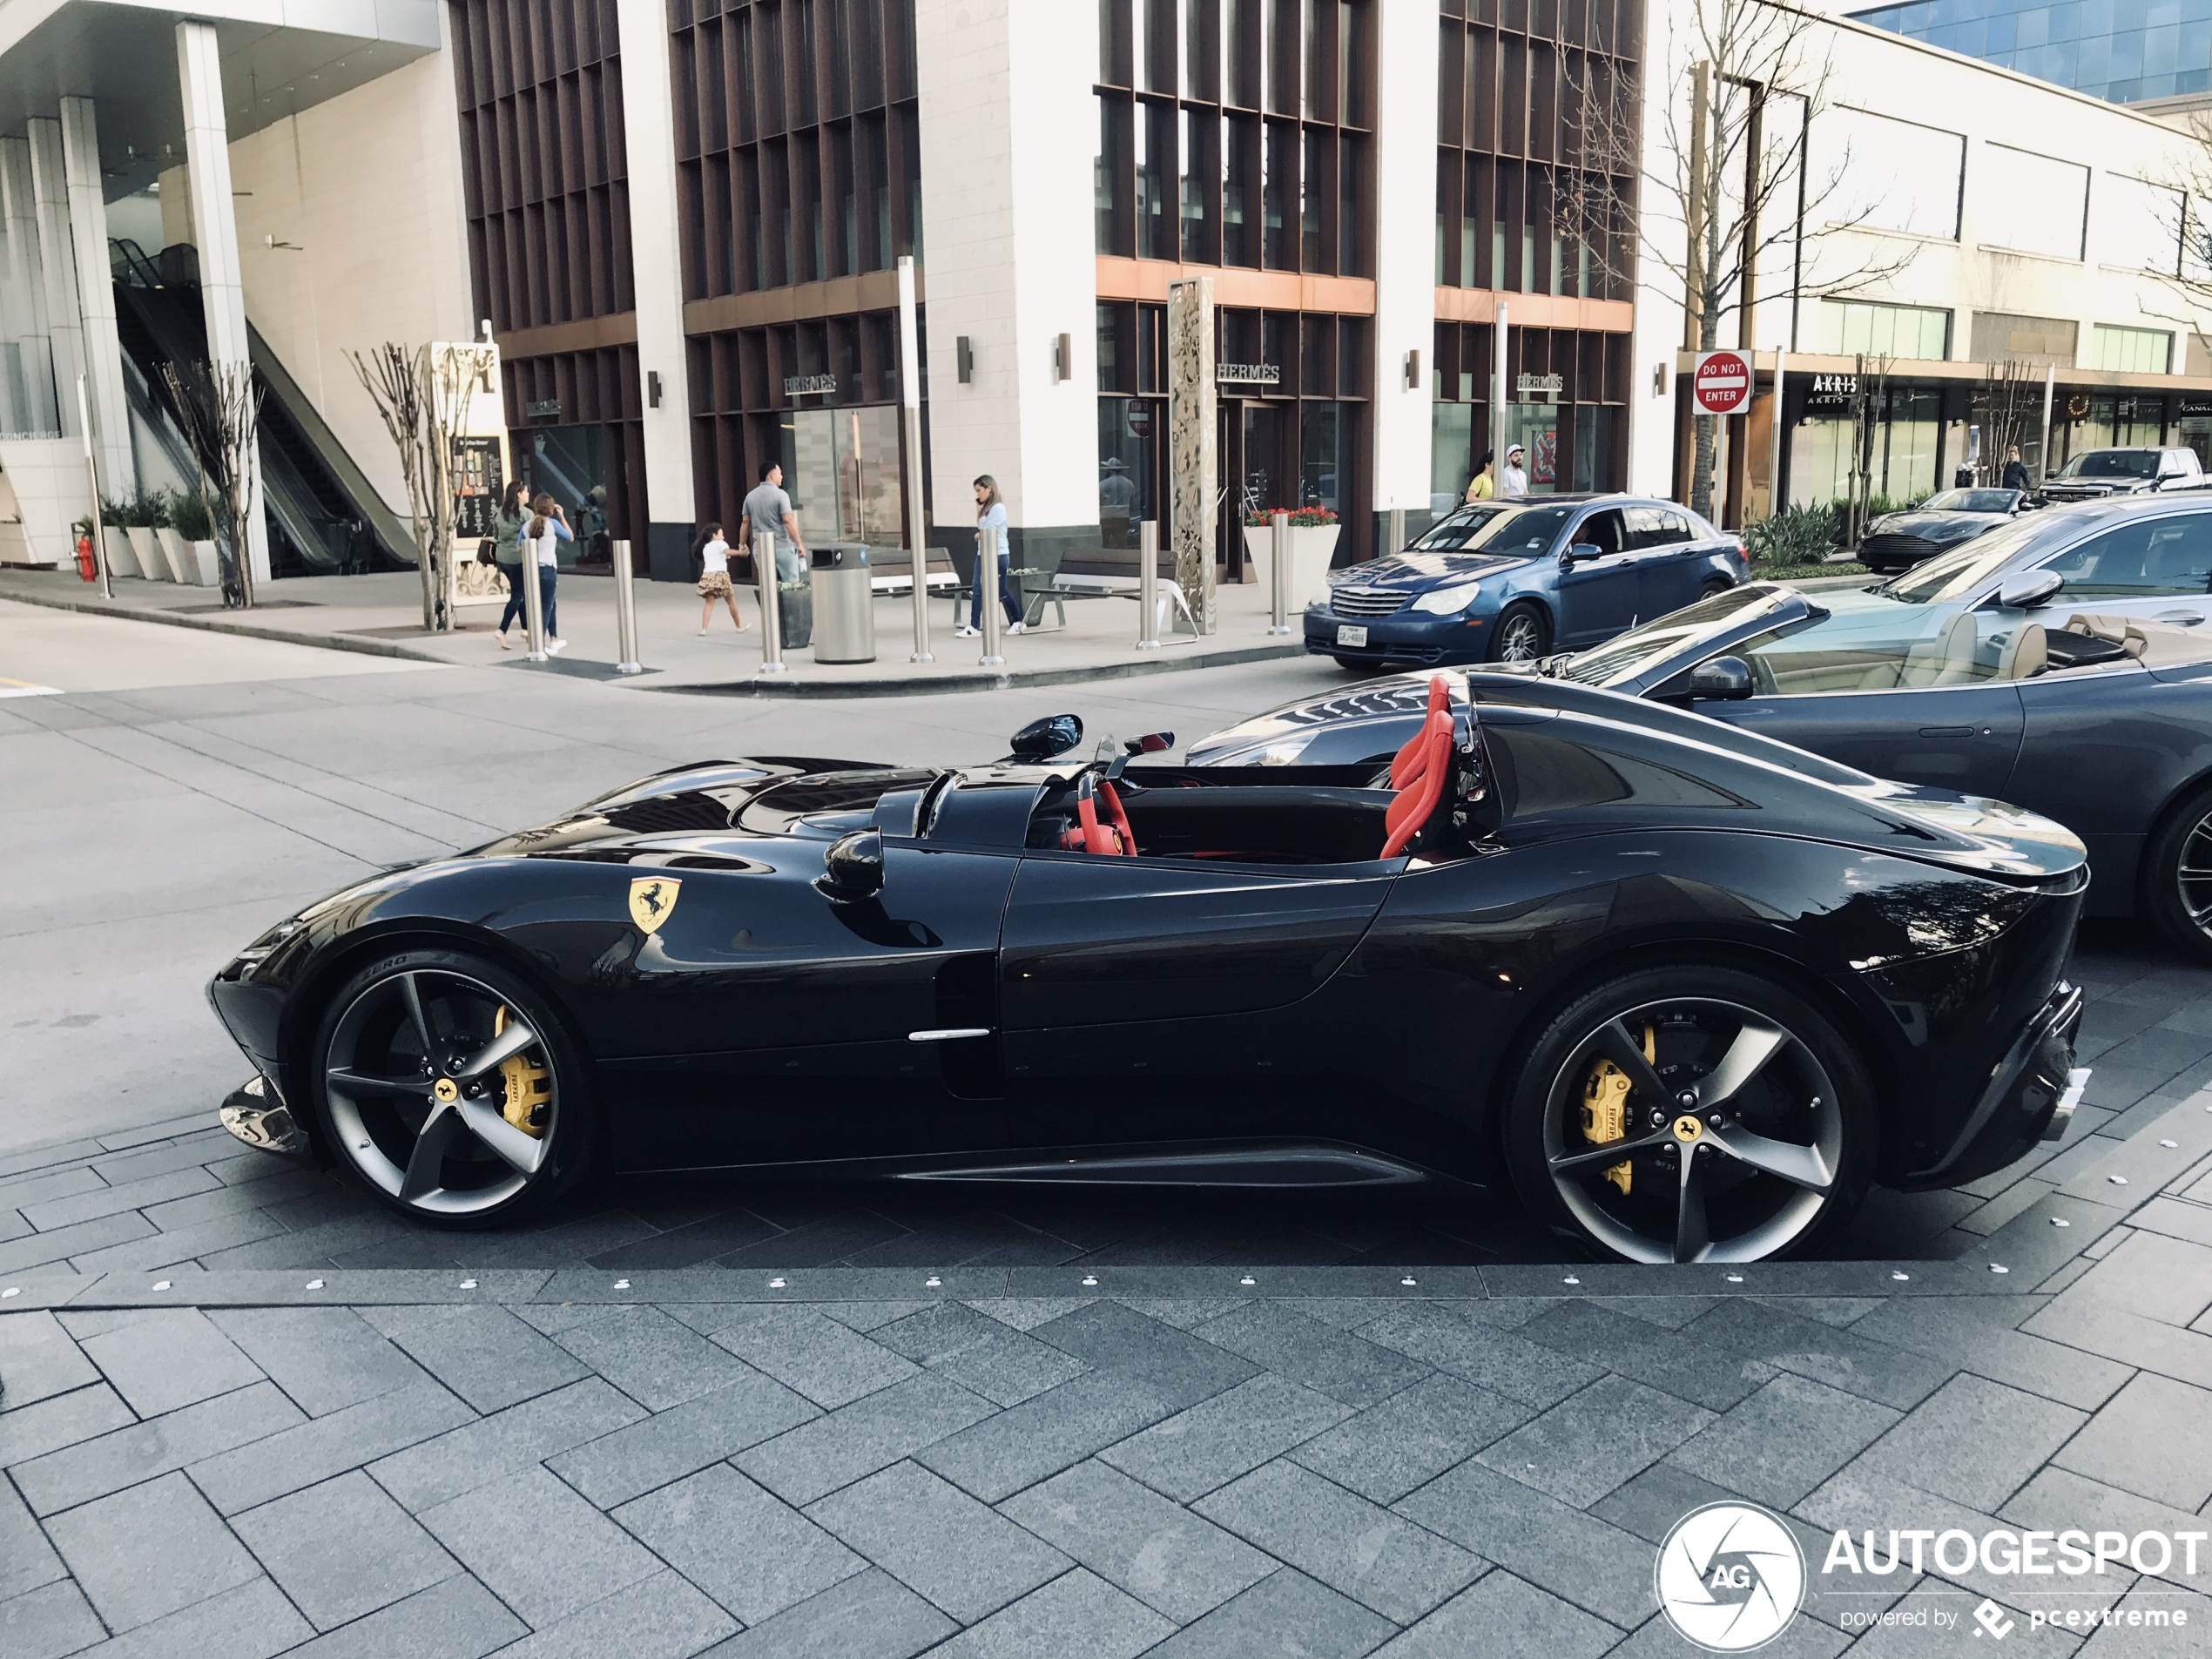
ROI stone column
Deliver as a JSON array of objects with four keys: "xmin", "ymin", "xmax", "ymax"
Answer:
[
  {"xmin": 177, "ymin": 18, "xmax": 269, "ymax": 583},
  {"xmin": 24, "ymin": 118, "xmax": 84, "ymax": 440},
  {"xmin": 0, "ymin": 138, "xmax": 54, "ymax": 432},
  {"xmin": 60, "ymin": 98, "xmax": 134, "ymax": 494},
  {"xmin": 1167, "ymin": 276, "xmax": 1217, "ymax": 635},
  {"xmin": 615, "ymin": 0, "xmax": 698, "ymax": 581},
  {"xmin": 1370, "ymin": 1, "xmax": 1440, "ymax": 543}
]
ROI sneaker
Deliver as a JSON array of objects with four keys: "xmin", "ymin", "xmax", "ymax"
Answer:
[
  {"xmin": 954, "ymin": 625, "xmax": 979, "ymax": 638},
  {"xmin": 698, "ymin": 628, "xmax": 711, "ymax": 637},
  {"xmin": 496, "ymin": 632, "xmax": 512, "ymax": 651},
  {"xmin": 1006, "ymin": 621, "xmax": 1027, "ymax": 635},
  {"xmin": 547, "ymin": 637, "xmax": 568, "ymax": 655}
]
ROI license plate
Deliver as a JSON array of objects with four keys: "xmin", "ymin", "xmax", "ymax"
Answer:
[{"xmin": 1335, "ymin": 624, "xmax": 1367, "ymax": 647}]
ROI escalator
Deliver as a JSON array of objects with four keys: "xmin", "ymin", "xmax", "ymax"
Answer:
[{"xmin": 108, "ymin": 239, "xmax": 414, "ymax": 578}]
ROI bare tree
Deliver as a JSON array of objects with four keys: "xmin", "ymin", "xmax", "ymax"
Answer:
[
  {"xmin": 349, "ymin": 343, "xmax": 483, "ymax": 632},
  {"xmin": 158, "ymin": 359, "xmax": 262, "ymax": 610},
  {"xmin": 1844, "ymin": 353, "xmax": 1892, "ymax": 546},
  {"xmin": 1559, "ymin": 0, "xmax": 1918, "ymax": 520},
  {"xmin": 1974, "ymin": 359, "xmax": 2040, "ymax": 489}
]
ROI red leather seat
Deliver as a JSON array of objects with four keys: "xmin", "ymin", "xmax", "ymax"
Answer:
[
  {"xmin": 1389, "ymin": 676, "xmax": 1453, "ymax": 789},
  {"xmin": 1382, "ymin": 709, "xmax": 1453, "ymax": 859}
]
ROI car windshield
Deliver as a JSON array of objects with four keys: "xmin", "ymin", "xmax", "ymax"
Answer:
[
  {"xmin": 1557, "ymin": 585, "xmax": 1808, "ymax": 686},
  {"xmin": 1920, "ymin": 489, "xmax": 2019, "ymax": 513},
  {"xmin": 1408, "ymin": 505, "xmax": 1511, "ymax": 550},
  {"xmin": 2060, "ymin": 451, "xmax": 2160, "ymax": 480},
  {"xmin": 1871, "ymin": 517, "xmax": 2054, "ymax": 602},
  {"xmin": 1463, "ymin": 502, "xmax": 1576, "ymax": 556}
]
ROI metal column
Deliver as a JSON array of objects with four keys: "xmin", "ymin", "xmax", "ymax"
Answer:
[
  {"xmin": 754, "ymin": 529, "xmax": 786, "ymax": 674},
  {"xmin": 899, "ymin": 255, "xmax": 932, "ymax": 663},
  {"xmin": 1137, "ymin": 520, "xmax": 1161, "ymax": 650},
  {"xmin": 612, "ymin": 538, "xmax": 643, "ymax": 674},
  {"xmin": 1267, "ymin": 510, "xmax": 1290, "ymax": 636}
]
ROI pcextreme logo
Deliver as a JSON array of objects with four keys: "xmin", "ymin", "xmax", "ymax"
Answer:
[{"xmin": 1655, "ymin": 1502, "xmax": 1808, "ymax": 1652}]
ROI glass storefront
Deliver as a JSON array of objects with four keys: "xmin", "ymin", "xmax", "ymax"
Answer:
[
  {"xmin": 1426, "ymin": 323, "xmax": 1629, "ymax": 504},
  {"xmin": 526, "ymin": 426, "xmax": 610, "ymax": 570},
  {"xmin": 1784, "ymin": 386, "xmax": 1944, "ymax": 509},
  {"xmin": 779, "ymin": 406, "xmax": 907, "ymax": 550}
]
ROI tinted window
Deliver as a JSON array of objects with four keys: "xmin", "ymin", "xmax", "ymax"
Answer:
[
  {"xmin": 1620, "ymin": 505, "xmax": 1665, "ymax": 549},
  {"xmin": 1922, "ymin": 489, "xmax": 2018, "ymax": 512},
  {"xmin": 1660, "ymin": 510, "xmax": 1696, "ymax": 544},
  {"xmin": 1576, "ymin": 509, "xmax": 1628, "ymax": 555},
  {"xmin": 2042, "ymin": 516, "xmax": 2212, "ymax": 597},
  {"xmin": 1877, "ymin": 518, "xmax": 2053, "ymax": 603},
  {"xmin": 2060, "ymin": 451, "xmax": 2160, "ymax": 479},
  {"xmin": 1487, "ymin": 727, "xmax": 1745, "ymax": 815},
  {"xmin": 1469, "ymin": 503, "xmax": 1575, "ymax": 556},
  {"xmin": 1409, "ymin": 505, "xmax": 1509, "ymax": 550}
]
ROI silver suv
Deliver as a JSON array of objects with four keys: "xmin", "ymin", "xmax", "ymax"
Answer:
[{"xmin": 2040, "ymin": 447, "xmax": 2205, "ymax": 503}]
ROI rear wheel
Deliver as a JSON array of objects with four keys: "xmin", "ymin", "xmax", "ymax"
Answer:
[
  {"xmin": 1489, "ymin": 602, "xmax": 1550, "ymax": 664},
  {"xmin": 2143, "ymin": 782, "xmax": 2212, "ymax": 961},
  {"xmin": 307, "ymin": 948, "xmax": 599, "ymax": 1227},
  {"xmin": 1502, "ymin": 964, "xmax": 1878, "ymax": 1263},
  {"xmin": 1699, "ymin": 577, "xmax": 1734, "ymax": 599}
]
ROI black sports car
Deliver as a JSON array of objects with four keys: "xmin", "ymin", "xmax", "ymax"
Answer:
[
  {"xmin": 209, "ymin": 704, "xmax": 2088, "ymax": 1264},
  {"xmin": 1858, "ymin": 487, "xmax": 2024, "ymax": 573}
]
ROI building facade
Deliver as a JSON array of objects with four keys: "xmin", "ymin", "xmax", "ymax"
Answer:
[{"xmin": 1849, "ymin": 0, "xmax": 2212, "ymax": 105}]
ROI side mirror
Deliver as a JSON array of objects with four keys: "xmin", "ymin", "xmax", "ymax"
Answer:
[
  {"xmin": 1563, "ymin": 542, "xmax": 1603, "ymax": 566},
  {"xmin": 1123, "ymin": 732, "xmax": 1175, "ymax": 755},
  {"xmin": 1994, "ymin": 570, "xmax": 2063, "ymax": 610},
  {"xmin": 1006, "ymin": 713, "xmax": 1083, "ymax": 762},
  {"xmin": 816, "ymin": 828, "xmax": 885, "ymax": 902},
  {"xmin": 1688, "ymin": 656, "xmax": 1754, "ymax": 701}
]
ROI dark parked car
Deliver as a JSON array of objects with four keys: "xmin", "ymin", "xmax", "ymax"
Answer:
[
  {"xmin": 2039, "ymin": 446, "xmax": 2205, "ymax": 504},
  {"xmin": 1858, "ymin": 487, "xmax": 2024, "ymax": 573},
  {"xmin": 1309, "ymin": 495, "xmax": 1745, "ymax": 670},
  {"xmin": 1195, "ymin": 556, "xmax": 2212, "ymax": 956},
  {"xmin": 209, "ymin": 708, "xmax": 2086, "ymax": 1264}
]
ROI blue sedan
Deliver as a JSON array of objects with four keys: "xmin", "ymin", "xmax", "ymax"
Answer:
[{"xmin": 1311, "ymin": 494, "xmax": 1746, "ymax": 669}]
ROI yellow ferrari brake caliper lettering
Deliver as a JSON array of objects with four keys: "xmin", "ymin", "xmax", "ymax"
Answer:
[
  {"xmin": 494, "ymin": 1007, "xmax": 552, "ymax": 1137},
  {"xmin": 1578, "ymin": 1023, "xmax": 1654, "ymax": 1197}
]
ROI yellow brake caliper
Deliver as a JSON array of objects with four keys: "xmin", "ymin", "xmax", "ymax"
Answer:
[
  {"xmin": 495, "ymin": 1007, "xmax": 551, "ymax": 1137},
  {"xmin": 1580, "ymin": 1024, "xmax": 1655, "ymax": 1196}
]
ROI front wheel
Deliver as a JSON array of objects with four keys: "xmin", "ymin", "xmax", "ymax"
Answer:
[
  {"xmin": 2143, "ymin": 782, "xmax": 2212, "ymax": 961},
  {"xmin": 307, "ymin": 948, "xmax": 600, "ymax": 1227},
  {"xmin": 1489, "ymin": 602, "xmax": 1551, "ymax": 664},
  {"xmin": 1501, "ymin": 965, "xmax": 1878, "ymax": 1263}
]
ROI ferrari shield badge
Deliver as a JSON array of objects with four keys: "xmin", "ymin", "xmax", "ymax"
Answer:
[{"xmin": 628, "ymin": 876, "xmax": 681, "ymax": 935}]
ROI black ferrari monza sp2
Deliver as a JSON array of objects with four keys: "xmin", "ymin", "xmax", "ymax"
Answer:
[{"xmin": 210, "ymin": 676, "xmax": 2090, "ymax": 1264}]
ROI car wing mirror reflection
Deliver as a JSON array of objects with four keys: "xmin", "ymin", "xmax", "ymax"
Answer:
[
  {"xmin": 1994, "ymin": 570, "xmax": 2063, "ymax": 610},
  {"xmin": 1005, "ymin": 714, "xmax": 1083, "ymax": 762},
  {"xmin": 1123, "ymin": 732, "xmax": 1175, "ymax": 755},
  {"xmin": 1563, "ymin": 542, "xmax": 1602, "ymax": 566},
  {"xmin": 1688, "ymin": 656, "xmax": 1754, "ymax": 701}
]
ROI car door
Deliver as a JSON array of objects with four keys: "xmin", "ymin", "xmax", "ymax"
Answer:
[
  {"xmin": 1691, "ymin": 610, "xmax": 2028, "ymax": 798},
  {"xmin": 2029, "ymin": 510, "xmax": 2212, "ymax": 628},
  {"xmin": 1557, "ymin": 507, "xmax": 1642, "ymax": 646},
  {"xmin": 996, "ymin": 842, "xmax": 1401, "ymax": 1150},
  {"xmin": 1634, "ymin": 508, "xmax": 1709, "ymax": 618}
]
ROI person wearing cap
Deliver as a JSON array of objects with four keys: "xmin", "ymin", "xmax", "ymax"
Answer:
[{"xmin": 1500, "ymin": 444, "xmax": 1529, "ymax": 501}]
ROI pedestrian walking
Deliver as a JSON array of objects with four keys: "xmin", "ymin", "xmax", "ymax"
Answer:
[
  {"xmin": 1500, "ymin": 444, "xmax": 1529, "ymax": 501},
  {"xmin": 522, "ymin": 493, "xmax": 571, "ymax": 654},
  {"xmin": 741, "ymin": 460, "xmax": 808, "ymax": 586},
  {"xmin": 1465, "ymin": 450, "xmax": 1496, "ymax": 503},
  {"xmin": 2002, "ymin": 445, "xmax": 2031, "ymax": 492},
  {"xmin": 493, "ymin": 479, "xmax": 531, "ymax": 649},
  {"xmin": 695, "ymin": 521, "xmax": 748, "ymax": 635},
  {"xmin": 959, "ymin": 475, "xmax": 1023, "ymax": 638}
]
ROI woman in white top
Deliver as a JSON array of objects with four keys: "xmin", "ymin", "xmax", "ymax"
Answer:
[
  {"xmin": 959, "ymin": 474, "xmax": 1024, "ymax": 637},
  {"xmin": 513, "ymin": 494, "xmax": 571, "ymax": 654},
  {"xmin": 695, "ymin": 520, "xmax": 747, "ymax": 635}
]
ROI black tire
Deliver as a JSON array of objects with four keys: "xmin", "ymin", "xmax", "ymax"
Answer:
[
  {"xmin": 1501, "ymin": 963, "xmax": 1878, "ymax": 1264},
  {"xmin": 1489, "ymin": 601, "xmax": 1552, "ymax": 664},
  {"xmin": 2143, "ymin": 781, "xmax": 2212, "ymax": 962},
  {"xmin": 1699, "ymin": 577, "xmax": 1734, "ymax": 599},
  {"xmin": 307, "ymin": 947, "xmax": 600, "ymax": 1228}
]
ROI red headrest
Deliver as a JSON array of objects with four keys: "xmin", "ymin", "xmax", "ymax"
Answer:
[
  {"xmin": 1381, "ymin": 709, "xmax": 1453, "ymax": 859},
  {"xmin": 1389, "ymin": 676, "xmax": 1454, "ymax": 790}
]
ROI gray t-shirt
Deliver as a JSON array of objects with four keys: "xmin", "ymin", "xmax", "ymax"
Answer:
[{"xmin": 741, "ymin": 482, "xmax": 795, "ymax": 551}]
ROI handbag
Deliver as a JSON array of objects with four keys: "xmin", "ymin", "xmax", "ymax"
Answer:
[{"xmin": 475, "ymin": 536, "xmax": 498, "ymax": 566}]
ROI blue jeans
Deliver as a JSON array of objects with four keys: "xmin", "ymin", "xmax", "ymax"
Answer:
[
  {"xmin": 497, "ymin": 563, "xmax": 557, "ymax": 637},
  {"xmin": 969, "ymin": 550, "xmax": 1021, "ymax": 628}
]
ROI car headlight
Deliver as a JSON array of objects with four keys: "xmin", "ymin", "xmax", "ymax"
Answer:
[
  {"xmin": 1216, "ymin": 732, "xmax": 1318, "ymax": 766},
  {"xmin": 1410, "ymin": 583, "xmax": 1482, "ymax": 616}
]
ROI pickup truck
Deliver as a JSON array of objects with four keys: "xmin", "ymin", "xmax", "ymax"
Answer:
[{"xmin": 2039, "ymin": 446, "xmax": 2206, "ymax": 503}]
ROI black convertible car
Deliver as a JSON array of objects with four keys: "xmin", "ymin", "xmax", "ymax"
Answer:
[{"xmin": 210, "ymin": 700, "xmax": 2087, "ymax": 1264}]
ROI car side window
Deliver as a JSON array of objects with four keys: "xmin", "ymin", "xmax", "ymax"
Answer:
[
  {"xmin": 1659, "ymin": 511, "xmax": 1696, "ymax": 545},
  {"xmin": 1578, "ymin": 509, "xmax": 1628, "ymax": 555},
  {"xmin": 1486, "ymin": 726, "xmax": 1747, "ymax": 816},
  {"xmin": 1618, "ymin": 506, "xmax": 1662, "ymax": 549},
  {"xmin": 2041, "ymin": 516, "xmax": 2212, "ymax": 597},
  {"xmin": 1737, "ymin": 612, "xmax": 2003, "ymax": 693}
]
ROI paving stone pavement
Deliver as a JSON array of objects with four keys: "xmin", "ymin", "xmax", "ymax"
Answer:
[{"xmin": 2, "ymin": 931, "xmax": 2211, "ymax": 1655}]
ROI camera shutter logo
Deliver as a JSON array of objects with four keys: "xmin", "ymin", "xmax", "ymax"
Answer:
[{"xmin": 1655, "ymin": 1502, "xmax": 1806, "ymax": 1652}]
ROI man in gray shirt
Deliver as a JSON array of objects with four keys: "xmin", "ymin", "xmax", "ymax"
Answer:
[{"xmin": 741, "ymin": 461, "xmax": 807, "ymax": 581}]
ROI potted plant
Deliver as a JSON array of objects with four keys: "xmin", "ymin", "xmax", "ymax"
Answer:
[
  {"xmin": 170, "ymin": 491, "xmax": 222, "ymax": 587},
  {"xmin": 151, "ymin": 489, "xmax": 195, "ymax": 583},
  {"xmin": 125, "ymin": 488, "xmax": 167, "ymax": 583},
  {"xmin": 98, "ymin": 495, "xmax": 143, "ymax": 578},
  {"xmin": 1242, "ymin": 504, "xmax": 1341, "ymax": 609}
]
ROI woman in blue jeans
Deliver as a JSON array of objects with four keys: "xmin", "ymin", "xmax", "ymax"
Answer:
[
  {"xmin": 497, "ymin": 493, "xmax": 572, "ymax": 652},
  {"xmin": 491, "ymin": 480, "xmax": 530, "ymax": 645},
  {"xmin": 958, "ymin": 475, "xmax": 1024, "ymax": 637}
]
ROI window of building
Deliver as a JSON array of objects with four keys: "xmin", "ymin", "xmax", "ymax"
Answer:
[
  {"xmin": 2100, "ymin": 174, "xmax": 2184, "ymax": 274},
  {"xmin": 1983, "ymin": 145, "xmax": 2089, "ymax": 260},
  {"xmin": 1426, "ymin": 320, "xmax": 1629, "ymax": 502},
  {"xmin": 1813, "ymin": 107, "xmax": 1962, "ymax": 241},
  {"xmin": 1819, "ymin": 300, "xmax": 1951, "ymax": 361},
  {"xmin": 1968, "ymin": 311, "xmax": 2079, "ymax": 368},
  {"xmin": 1094, "ymin": 0, "xmax": 1372, "ymax": 275},
  {"xmin": 2093, "ymin": 324, "xmax": 2174, "ymax": 374}
]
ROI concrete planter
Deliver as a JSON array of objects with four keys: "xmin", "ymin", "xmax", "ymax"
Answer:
[
  {"xmin": 1242, "ymin": 523, "xmax": 1340, "ymax": 610},
  {"xmin": 190, "ymin": 540, "xmax": 221, "ymax": 586},
  {"xmin": 155, "ymin": 528, "xmax": 195, "ymax": 583},
  {"xmin": 126, "ymin": 527, "xmax": 165, "ymax": 581},
  {"xmin": 102, "ymin": 525, "xmax": 139, "ymax": 578}
]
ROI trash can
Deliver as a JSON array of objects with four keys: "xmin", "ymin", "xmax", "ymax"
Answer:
[{"xmin": 811, "ymin": 543, "xmax": 876, "ymax": 664}]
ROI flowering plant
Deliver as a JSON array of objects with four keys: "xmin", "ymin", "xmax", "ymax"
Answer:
[{"xmin": 1244, "ymin": 505, "xmax": 1339, "ymax": 528}]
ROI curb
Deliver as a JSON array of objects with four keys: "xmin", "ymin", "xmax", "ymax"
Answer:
[
  {"xmin": 650, "ymin": 639, "xmax": 1313, "ymax": 698},
  {"xmin": 0, "ymin": 583, "xmax": 448, "ymax": 664}
]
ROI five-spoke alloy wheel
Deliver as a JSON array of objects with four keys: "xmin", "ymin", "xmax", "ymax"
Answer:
[
  {"xmin": 1489, "ymin": 602, "xmax": 1551, "ymax": 664},
  {"xmin": 1504, "ymin": 966, "xmax": 1876, "ymax": 1263},
  {"xmin": 309, "ymin": 948, "xmax": 597, "ymax": 1225}
]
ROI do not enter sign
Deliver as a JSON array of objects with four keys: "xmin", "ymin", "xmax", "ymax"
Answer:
[{"xmin": 1692, "ymin": 349, "xmax": 1751, "ymax": 415}]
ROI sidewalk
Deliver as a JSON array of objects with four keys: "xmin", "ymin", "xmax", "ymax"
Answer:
[{"xmin": 0, "ymin": 567, "xmax": 1308, "ymax": 698}]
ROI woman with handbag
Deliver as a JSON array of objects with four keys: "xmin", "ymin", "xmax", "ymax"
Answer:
[
  {"xmin": 958, "ymin": 475, "xmax": 1024, "ymax": 638},
  {"xmin": 492, "ymin": 481, "xmax": 531, "ymax": 649}
]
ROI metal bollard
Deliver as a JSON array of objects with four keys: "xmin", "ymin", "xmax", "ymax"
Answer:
[
  {"xmin": 1268, "ymin": 510, "xmax": 1291, "ymax": 636},
  {"xmin": 754, "ymin": 529, "xmax": 786, "ymax": 675},
  {"xmin": 611, "ymin": 538, "xmax": 643, "ymax": 675},
  {"xmin": 521, "ymin": 542, "xmax": 548, "ymax": 662},
  {"xmin": 979, "ymin": 528, "xmax": 1005, "ymax": 668},
  {"xmin": 1136, "ymin": 520, "xmax": 1161, "ymax": 650},
  {"xmin": 1388, "ymin": 505, "xmax": 1406, "ymax": 556}
]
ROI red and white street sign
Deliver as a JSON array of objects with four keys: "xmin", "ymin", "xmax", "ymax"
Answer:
[{"xmin": 1692, "ymin": 349, "xmax": 1751, "ymax": 415}]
